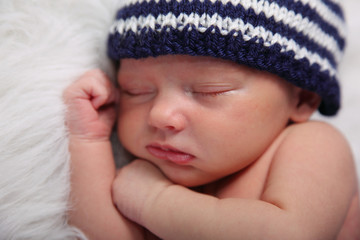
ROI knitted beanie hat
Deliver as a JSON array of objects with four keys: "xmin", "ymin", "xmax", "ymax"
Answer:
[{"xmin": 107, "ymin": 0, "xmax": 346, "ymax": 116}]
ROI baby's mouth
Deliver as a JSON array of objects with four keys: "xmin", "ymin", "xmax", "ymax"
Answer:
[{"xmin": 146, "ymin": 144, "xmax": 195, "ymax": 165}]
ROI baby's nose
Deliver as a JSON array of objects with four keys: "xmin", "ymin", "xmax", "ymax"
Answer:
[{"xmin": 147, "ymin": 94, "xmax": 187, "ymax": 132}]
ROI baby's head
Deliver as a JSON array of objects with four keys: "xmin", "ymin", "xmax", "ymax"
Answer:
[
  {"xmin": 108, "ymin": 0, "xmax": 346, "ymax": 116},
  {"xmin": 107, "ymin": 0, "xmax": 346, "ymax": 186}
]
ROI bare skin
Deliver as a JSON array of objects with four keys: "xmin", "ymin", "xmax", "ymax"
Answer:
[
  {"xmin": 64, "ymin": 55, "xmax": 360, "ymax": 239},
  {"xmin": 64, "ymin": 70, "xmax": 144, "ymax": 240}
]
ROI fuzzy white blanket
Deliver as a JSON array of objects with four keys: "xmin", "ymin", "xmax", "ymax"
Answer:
[
  {"xmin": 0, "ymin": 1, "xmax": 124, "ymax": 239},
  {"xmin": 0, "ymin": 0, "xmax": 359, "ymax": 239}
]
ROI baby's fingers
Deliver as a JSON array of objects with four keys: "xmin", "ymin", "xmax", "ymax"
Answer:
[
  {"xmin": 90, "ymin": 75, "xmax": 117, "ymax": 109},
  {"xmin": 64, "ymin": 70, "xmax": 92, "ymax": 99},
  {"xmin": 78, "ymin": 69, "xmax": 117, "ymax": 110},
  {"xmin": 64, "ymin": 69, "xmax": 114, "ymax": 104}
]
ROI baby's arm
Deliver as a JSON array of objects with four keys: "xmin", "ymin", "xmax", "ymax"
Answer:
[
  {"xmin": 113, "ymin": 122, "xmax": 356, "ymax": 239},
  {"xmin": 64, "ymin": 70, "xmax": 143, "ymax": 240}
]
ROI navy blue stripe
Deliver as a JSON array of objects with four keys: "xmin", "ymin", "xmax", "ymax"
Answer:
[
  {"xmin": 116, "ymin": 0, "xmax": 340, "ymax": 67},
  {"xmin": 108, "ymin": 28, "xmax": 340, "ymax": 115},
  {"xmin": 117, "ymin": 0, "xmax": 345, "ymax": 51},
  {"xmin": 267, "ymin": 0, "xmax": 345, "ymax": 49},
  {"xmin": 320, "ymin": 0, "xmax": 345, "ymax": 19}
]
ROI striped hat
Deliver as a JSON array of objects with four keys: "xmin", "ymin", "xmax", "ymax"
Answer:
[{"xmin": 107, "ymin": 0, "xmax": 346, "ymax": 116}]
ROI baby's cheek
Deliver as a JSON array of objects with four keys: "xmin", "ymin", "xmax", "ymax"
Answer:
[
  {"xmin": 117, "ymin": 118, "xmax": 131, "ymax": 142},
  {"xmin": 117, "ymin": 116, "xmax": 140, "ymax": 151}
]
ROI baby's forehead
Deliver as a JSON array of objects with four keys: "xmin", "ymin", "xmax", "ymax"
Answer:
[{"xmin": 118, "ymin": 55, "xmax": 281, "ymax": 84}]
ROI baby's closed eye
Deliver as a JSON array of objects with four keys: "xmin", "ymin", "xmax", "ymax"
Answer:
[
  {"xmin": 121, "ymin": 87, "xmax": 155, "ymax": 96},
  {"xmin": 190, "ymin": 82, "xmax": 240, "ymax": 97}
]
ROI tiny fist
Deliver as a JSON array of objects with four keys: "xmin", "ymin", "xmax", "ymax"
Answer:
[{"xmin": 63, "ymin": 69, "xmax": 118, "ymax": 141}]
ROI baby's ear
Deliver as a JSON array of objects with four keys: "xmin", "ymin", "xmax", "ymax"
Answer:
[{"xmin": 290, "ymin": 88, "xmax": 321, "ymax": 123}]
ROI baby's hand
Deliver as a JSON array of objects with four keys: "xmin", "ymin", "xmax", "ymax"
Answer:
[
  {"xmin": 112, "ymin": 160, "xmax": 172, "ymax": 225},
  {"xmin": 63, "ymin": 69, "xmax": 118, "ymax": 142}
]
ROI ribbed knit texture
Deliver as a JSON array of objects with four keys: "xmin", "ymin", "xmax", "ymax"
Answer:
[{"xmin": 108, "ymin": 0, "xmax": 346, "ymax": 116}]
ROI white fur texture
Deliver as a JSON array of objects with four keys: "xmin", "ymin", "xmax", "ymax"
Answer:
[
  {"xmin": 0, "ymin": 0, "xmax": 123, "ymax": 239},
  {"xmin": 0, "ymin": 0, "xmax": 359, "ymax": 239}
]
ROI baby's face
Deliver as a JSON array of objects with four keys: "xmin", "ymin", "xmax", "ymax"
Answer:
[{"xmin": 117, "ymin": 55, "xmax": 298, "ymax": 187}]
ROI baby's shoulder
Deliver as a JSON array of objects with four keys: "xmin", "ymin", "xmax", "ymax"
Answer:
[
  {"xmin": 274, "ymin": 120, "xmax": 354, "ymax": 172},
  {"xmin": 283, "ymin": 120, "xmax": 350, "ymax": 150}
]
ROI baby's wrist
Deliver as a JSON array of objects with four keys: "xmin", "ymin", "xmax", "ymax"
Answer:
[
  {"xmin": 68, "ymin": 133, "xmax": 111, "ymax": 144},
  {"xmin": 141, "ymin": 182, "xmax": 176, "ymax": 227},
  {"xmin": 68, "ymin": 134, "xmax": 112, "ymax": 151}
]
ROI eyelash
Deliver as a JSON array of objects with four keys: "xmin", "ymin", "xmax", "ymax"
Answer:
[
  {"xmin": 121, "ymin": 89, "xmax": 152, "ymax": 96},
  {"xmin": 123, "ymin": 90, "xmax": 139, "ymax": 96},
  {"xmin": 121, "ymin": 89, "xmax": 230, "ymax": 98},
  {"xmin": 194, "ymin": 90, "xmax": 229, "ymax": 97}
]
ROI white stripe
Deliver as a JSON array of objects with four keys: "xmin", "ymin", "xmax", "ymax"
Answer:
[
  {"xmin": 124, "ymin": 0, "xmax": 346, "ymax": 40},
  {"xmin": 111, "ymin": 13, "xmax": 337, "ymax": 76},
  {"xmin": 295, "ymin": 0, "xmax": 346, "ymax": 38}
]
